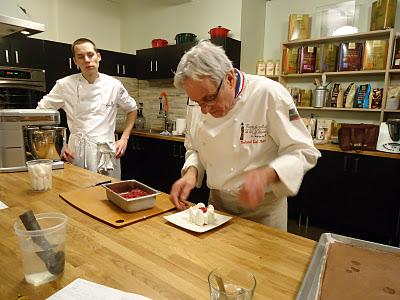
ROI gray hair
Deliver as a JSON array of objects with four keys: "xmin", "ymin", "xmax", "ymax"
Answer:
[{"xmin": 174, "ymin": 40, "xmax": 233, "ymax": 89}]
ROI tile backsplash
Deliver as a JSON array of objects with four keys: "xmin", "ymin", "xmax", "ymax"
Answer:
[{"xmin": 116, "ymin": 77, "xmax": 188, "ymax": 131}]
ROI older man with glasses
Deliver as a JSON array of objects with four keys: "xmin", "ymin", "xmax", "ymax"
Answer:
[{"xmin": 169, "ymin": 41, "xmax": 320, "ymax": 231}]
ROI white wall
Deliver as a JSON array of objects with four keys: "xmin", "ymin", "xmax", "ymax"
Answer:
[
  {"xmin": 119, "ymin": 0, "xmax": 242, "ymax": 54},
  {"xmin": 240, "ymin": 0, "xmax": 266, "ymax": 73},
  {"xmin": 263, "ymin": 0, "xmax": 400, "ymax": 61},
  {"xmin": 17, "ymin": 0, "xmax": 122, "ymax": 51}
]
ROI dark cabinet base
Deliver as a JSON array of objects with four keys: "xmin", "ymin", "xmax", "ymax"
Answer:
[{"xmin": 288, "ymin": 150, "xmax": 400, "ymax": 246}]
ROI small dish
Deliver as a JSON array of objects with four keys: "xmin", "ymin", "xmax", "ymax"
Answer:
[{"xmin": 164, "ymin": 209, "xmax": 232, "ymax": 233}]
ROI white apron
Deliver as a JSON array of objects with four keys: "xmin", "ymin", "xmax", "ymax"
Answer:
[
  {"xmin": 197, "ymin": 116, "xmax": 287, "ymax": 231},
  {"xmin": 68, "ymin": 79, "xmax": 121, "ymax": 179}
]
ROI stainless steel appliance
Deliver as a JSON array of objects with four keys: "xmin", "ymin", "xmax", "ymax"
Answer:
[
  {"xmin": 0, "ymin": 0, "xmax": 44, "ymax": 37},
  {"xmin": 376, "ymin": 119, "xmax": 400, "ymax": 153},
  {"xmin": 0, "ymin": 109, "xmax": 66, "ymax": 172},
  {"xmin": 0, "ymin": 67, "xmax": 46, "ymax": 109}
]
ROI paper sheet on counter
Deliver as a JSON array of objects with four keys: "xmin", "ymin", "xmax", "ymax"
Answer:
[
  {"xmin": 46, "ymin": 278, "xmax": 151, "ymax": 300},
  {"xmin": 0, "ymin": 201, "xmax": 8, "ymax": 209}
]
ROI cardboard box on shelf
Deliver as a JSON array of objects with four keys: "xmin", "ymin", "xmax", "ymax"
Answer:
[
  {"xmin": 316, "ymin": 43, "xmax": 338, "ymax": 72},
  {"xmin": 338, "ymin": 42, "xmax": 363, "ymax": 71},
  {"xmin": 288, "ymin": 14, "xmax": 311, "ymax": 41},
  {"xmin": 298, "ymin": 46, "xmax": 316, "ymax": 73},
  {"xmin": 370, "ymin": 0, "xmax": 397, "ymax": 31},
  {"xmin": 363, "ymin": 40, "xmax": 388, "ymax": 70},
  {"xmin": 283, "ymin": 47, "xmax": 299, "ymax": 74}
]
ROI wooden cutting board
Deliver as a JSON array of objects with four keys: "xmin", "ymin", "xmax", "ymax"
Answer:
[{"xmin": 59, "ymin": 186, "xmax": 175, "ymax": 227}]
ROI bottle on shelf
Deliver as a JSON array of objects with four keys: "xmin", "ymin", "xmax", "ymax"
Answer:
[
  {"xmin": 135, "ymin": 102, "xmax": 146, "ymax": 130},
  {"xmin": 307, "ymin": 114, "xmax": 316, "ymax": 138},
  {"xmin": 256, "ymin": 59, "xmax": 266, "ymax": 76}
]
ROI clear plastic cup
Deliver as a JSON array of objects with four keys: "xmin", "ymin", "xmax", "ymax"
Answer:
[
  {"xmin": 208, "ymin": 266, "xmax": 256, "ymax": 300},
  {"xmin": 26, "ymin": 159, "xmax": 53, "ymax": 191},
  {"xmin": 14, "ymin": 212, "xmax": 67, "ymax": 286}
]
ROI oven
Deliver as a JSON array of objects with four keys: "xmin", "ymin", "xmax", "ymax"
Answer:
[{"xmin": 0, "ymin": 67, "xmax": 46, "ymax": 109}]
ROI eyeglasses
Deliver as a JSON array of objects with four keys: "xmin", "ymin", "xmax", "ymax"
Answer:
[{"xmin": 191, "ymin": 78, "xmax": 224, "ymax": 108}]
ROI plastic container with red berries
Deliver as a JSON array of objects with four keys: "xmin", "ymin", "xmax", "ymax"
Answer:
[{"xmin": 103, "ymin": 180, "xmax": 160, "ymax": 212}]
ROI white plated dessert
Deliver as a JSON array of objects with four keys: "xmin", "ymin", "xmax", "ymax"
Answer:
[{"xmin": 188, "ymin": 203, "xmax": 215, "ymax": 226}]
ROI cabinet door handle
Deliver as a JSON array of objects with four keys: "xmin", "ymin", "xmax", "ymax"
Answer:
[
  {"xmin": 353, "ymin": 157, "xmax": 359, "ymax": 173},
  {"xmin": 15, "ymin": 50, "xmax": 19, "ymax": 64},
  {"xmin": 5, "ymin": 50, "xmax": 9, "ymax": 63},
  {"xmin": 69, "ymin": 58, "xmax": 72, "ymax": 69},
  {"xmin": 122, "ymin": 64, "xmax": 126, "ymax": 75},
  {"xmin": 172, "ymin": 144, "xmax": 178, "ymax": 157},
  {"xmin": 155, "ymin": 60, "xmax": 158, "ymax": 72},
  {"xmin": 117, "ymin": 64, "xmax": 120, "ymax": 74},
  {"xmin": 343, "ymin": 155, "xmax": 348, "ymax": 172},
  {"xmin": 150, "ymin": 60, "xmax": 153, "ymax": 72}
]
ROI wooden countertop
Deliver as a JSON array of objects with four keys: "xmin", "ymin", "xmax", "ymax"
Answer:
[
  {"xmin": 119, "ymin": 130, "xmax": 400, "ymax": 159},
  {"xmin": 0, "ymin": 164, "xmax": 316, "ymax": 300}
]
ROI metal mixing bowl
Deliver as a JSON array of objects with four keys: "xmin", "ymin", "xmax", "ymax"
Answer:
[{"xmin": 26, "ymin": 126, "xmax": 66, "ymax": 160}]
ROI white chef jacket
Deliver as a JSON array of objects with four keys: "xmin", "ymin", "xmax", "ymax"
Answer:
[
  {"xmin": 182, "ymin": 70, "xmax": 320, "ymax": 230},
  {"xmin": 37, "ymin": 73, "xmax": 137, "ymax": 178}
]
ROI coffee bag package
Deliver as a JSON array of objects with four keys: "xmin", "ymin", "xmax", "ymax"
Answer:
[
  {"xmin": 315, "ymin": 43, "xmax": 338, "ymax": 72},
  {"xmin": 363, "ymin": 40, "xmax": 388, "ymax": 70},
  {"xmin": 392, "ymin": 37, "xmax": 400, "ymax": 69},
  {"xmin": 370, "ymin": 0, "xmax": 397, "ymax": 31},
  {"xmin": 290, "ymin": 88, "xmax": 301, "ymax": 106},
  {"xmin": 300, "ymin": 89, "xmax": 312, "ymax": 107},
  {"xmin": 298, "ymin": 46, "xmax": 316, "ymax": 73},
  {"xmin": 330, "ymin": 83, "xmax": 343, "ymax": 108},
  {"xmin": 344, "ymin": 83, "xmax": 357, "ymax": 108},
  {"xmin": 369, "ymin": 88, "xmax": 383, "ymax": 109},
  {"xmin": 283, "ymin": 47, "xmax": 299, "ymax": 74},
  {"xmin": 354, "ymin": 84, "xmax": 371, "ymax": 108},
  {"xmin": 338, "ymin": 42, "xmax": 364, "ymax": 71},
  {"xmin": 288, "ymin": 14, "xmax": 311, "ymax": 41},
  {"xmin": 316, "ymin": 118, "xmax": 333, "ymax": 141}
]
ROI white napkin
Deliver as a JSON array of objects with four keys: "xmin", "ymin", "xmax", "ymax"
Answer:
[{"xmin": 97, "ymin": 143, "xmax": 115, "ymax": 174}]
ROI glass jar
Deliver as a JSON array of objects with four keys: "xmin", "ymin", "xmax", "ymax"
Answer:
[
  {"xmin": 256, "ymin": 59, "xmax": 266, "ymax": 76},
  {"xmin": 266, "ymin": 60, "xmax": 275, "ymax": 76}
]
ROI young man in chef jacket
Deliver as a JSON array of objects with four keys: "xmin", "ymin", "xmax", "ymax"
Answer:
[
  {"xmin": 37, "ymin": 38, "xmax": 137, "ymax": 179},
  {"xmin": 169, "ymin": 41, "xmax": 321, "ymax": 231}
]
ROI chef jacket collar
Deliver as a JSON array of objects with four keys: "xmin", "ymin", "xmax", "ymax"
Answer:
[
  {"xmin": 78, "ymin": 72, "xmax": 102, "ymax": 84},
  {"xmin": 234, "ymin": 68, "xmax": 245, "ymax": 98}
]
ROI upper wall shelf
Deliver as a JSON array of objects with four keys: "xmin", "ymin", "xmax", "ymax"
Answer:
[
  {"xmin": 282, "ymin": 29, "xmax": 392, "ymax": 47},
  {"xmin": 280, "ymin": 70, "xmax": 386, "ymax": 79}
]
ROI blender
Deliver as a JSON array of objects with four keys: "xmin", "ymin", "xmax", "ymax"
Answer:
[{"xmin": 376, "ymin": 119, "xmax": 400, "ymax": 153}]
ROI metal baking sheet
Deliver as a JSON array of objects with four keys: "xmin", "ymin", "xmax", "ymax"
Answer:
[{"xmin": 296, "ymin": 233, "xmax": 400, "ymax": 300}]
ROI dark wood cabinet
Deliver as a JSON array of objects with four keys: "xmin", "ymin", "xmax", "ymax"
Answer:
[
  {"xmin": 43, "ymin": 40, "xmax": 79, "ymax": 130},
  {"xmin": 0, "ymin": 37, "xmax": 44, "ymax": 69},
  {"xmin": 210, "ymin": 37, "xmax": 241, "ymax": 69},
  {"xmin": 136, "ymin": 45, "xmax": 178, "ymax": 79},
  {"xmin": 99, "ymin": 49, "xmax": 136, "ymax": 78},
  {"xmin": 43, "ymin": 40, "xmax": 79, "ymax": 91},
  {"xmin": 120, "ymin": 136, "xmax": 209, "ymax": 203},
  {"xmin": 136, "ymin": 38, "xmax": 241, "ymax": 79},
  {"xmin": 288, "ymin": 150, "xmax": 400, "ymax": 246}
]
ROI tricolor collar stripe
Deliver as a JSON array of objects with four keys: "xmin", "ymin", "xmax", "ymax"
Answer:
[{"xmin": 234, "ymin": 68, "xmax": 245, "ymax": 98}]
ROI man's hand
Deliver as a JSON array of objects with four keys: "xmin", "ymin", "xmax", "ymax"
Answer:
[
  {"xmin": 240, "ymin": 167, "xmax": 278, "ymax": 210},
  {"xmin": 62, "ymin": 144, "xmax": 75, "ymax": 163},
  {"xmin": 115, "ymin": 137, "xmax": 128, "ymax": 158},
  {"xmin": 169, "ymin": 167, "xmax": 197, "ymax": 210}
]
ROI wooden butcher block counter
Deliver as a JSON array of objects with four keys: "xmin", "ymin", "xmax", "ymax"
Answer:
[{"xmin": 0, "ymin": 163, "xmax": 316, "ymax": 300}]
